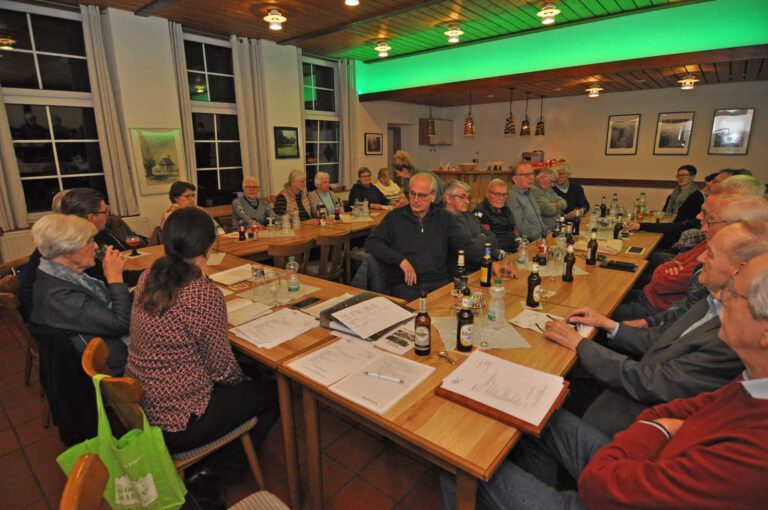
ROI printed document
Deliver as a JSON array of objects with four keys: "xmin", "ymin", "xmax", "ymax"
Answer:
[
  {"xmin": 331, "ymin": 296, "xmax": 413, "ymax": 339},
  {"xmin": 286, "ymin": 337, "xmax": 379, "ymax": 386},
  {"xmin": 301, "ymin": 293, "xmax": 354, "ymax": 319},
  {"xmin": 210, "ymin": 264, "xmax": 252, "ymax": 286},
  {"xmin": 510, "ymin": 310, "xmax": 594, "ymax": 337},
  {"xmin": 232, "ymin": 308, "xmax": 318, "ymax": 349}
]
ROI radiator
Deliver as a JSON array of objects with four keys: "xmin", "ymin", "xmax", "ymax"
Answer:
[{"xmin": 1, "ymin": 216, "xmax": 151, "ymax": 262}]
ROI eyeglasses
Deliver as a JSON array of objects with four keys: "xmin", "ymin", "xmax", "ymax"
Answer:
[
  {"xmin": 515, "ymin": 172, "xmax": 535, "ymax": 177},
  {"xmin": 180, "ymin": 193, "xmax": 196, "ymax": 199},
  {"xmin": 243, "ymin": 186, "xmax": 259, "ymax": 190},
  {"xmin": 705, "ymin": 218, "xmax": 729, "ymax": 228},
  {"xmin": 450, "ymin": 194, "xmax": 470, "ymax": 201},
  {"xmin": 676, "ymin": 173, "xmax": 691, "ymax": 178},
  {"xmin": 93, "ymin": 208, "xmax": 110, "ymax": 216},
  {"xmin": 488, "ymin": 190, "xmax": 508, "ymax": 198},
  {"xmin": 408, "ymin": 191, "xmax": 434, "ymax": 201}
]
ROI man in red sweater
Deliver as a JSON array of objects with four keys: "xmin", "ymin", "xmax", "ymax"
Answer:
[
  {"xmin": 613, "ymin": 193, "xmax": 768, "ymax": 321},
  {"xmin": 441, "ymin": 253, "xmax": 768, "ymax": 510}
]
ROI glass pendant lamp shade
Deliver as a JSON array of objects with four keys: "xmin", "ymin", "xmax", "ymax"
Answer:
[
  {"xmin": 504, "ymin": 88, "xmax": 516, "ymax": 136},
  {"xmin": 535, "ymin": 95, "xmax": 545, "ymax": 136},
  {"xmin": 520, "ymin": 93, "xmax": 531, "ymax": 136},
  {"xmin": 427, "ymin": 103, "xmax": 436, "ymax": 137},
  {"xmin": 463, "ymin": 92, "xmax": 475, "ymax": 137}
]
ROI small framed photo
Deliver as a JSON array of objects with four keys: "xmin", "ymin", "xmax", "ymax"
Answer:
[
  {"xmin": 364, "ymin": 132, "xmax": 383, "ymax": 155},
  {"xmin": 605, "ymin": 114, "xmax": 641, "ymax": 155},
  {"xmin": 654, "ymin": 112, "xmax": 694, "ymax": 155},
  {"xmin": 274, "ymin": 126, "xmax": 300, "ymax": 159},
  {"xmin": 708, "ymin": 108, "xmax": 754, "ymax": 155}
]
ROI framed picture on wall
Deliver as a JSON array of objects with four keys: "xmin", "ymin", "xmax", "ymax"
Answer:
[
  {"xmin": 274, "ymin": 126, "xmax": 301, "ymax": 159},
  {"xmin": 364, "ymin": 132, "xmax": 383, "ymax": 155},
  {"xmin": 130, "ymin": 128, "xmax": 186, "ymax": 196},
  {"xmin": 708, "ymin": 108, "xmax": 754, "ymax": 155},
  {"xmin": 605, "ymin": 114, "xmax": 641, "ymax": 155},
  {"xmin": 654, "ymin": 112, "xmax": 694, "ymax": 155}
]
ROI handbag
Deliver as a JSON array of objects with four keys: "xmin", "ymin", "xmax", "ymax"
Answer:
[{"xmin": 57, "ymin": 374, "xmax": 187, "ymax": 509}]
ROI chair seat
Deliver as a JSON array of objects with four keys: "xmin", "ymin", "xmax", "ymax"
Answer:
[
  {"xmin": 228, "ymin": 491, "xmax": 290, "ymax": 510},
  {"xmin": 172, "ymin": 416, "xmax": 258, "ymax": 464}
]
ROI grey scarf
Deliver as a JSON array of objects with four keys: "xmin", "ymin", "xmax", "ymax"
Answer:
[
  {"xmin": 665, "ymin": 183, "xmax": 698, "ymax": 214},
  {"xmin": 39, "ymin": 258, "xmax": 112, "ymax": 307}
]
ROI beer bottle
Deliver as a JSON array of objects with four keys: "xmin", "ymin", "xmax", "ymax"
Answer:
[
  {"xmin": 562, "ymin": 245, "xmax": 576, "ymax": 282},
  {"xmin": 480, "ymin": 243, "xmax": 493, "ymax": 287},
  {"xmin": 537, "ymin": 239, "xmax": 548, "ymax": 266},
  {"xmin": 572, "ymin": 209, "xmax": 581, "ymax": 236},
  {"xmin": 600, "ymin": 196, "xmax": 607, "ymax": 217},
  {"xmin": 526, "ymin": 264, "xmax": 542, "ymax": 308},
  {"xmin": 613, "ymin": 220, "xmax": 623, "ymax": 240},
  {"xmin": 455, "ymin": 249, "xmax": 468, "ymax": 292},
  {"xmin": 456, "ymin": 288, "xmax": 474, "ymax": 352},
  {"xmin": 414, "ymin": 291, "xmax": 431, "ymax": 356},
  {"xmin": 565, "ymin": 222, "xmax": 574, "ymax": 245},
  {"xmin": 238, "ymin": 222, "xmax": 246, "ymax": 241},
  {"xmin": 586, "ymin": 229, "xmax": 599, "ymax": 265}
]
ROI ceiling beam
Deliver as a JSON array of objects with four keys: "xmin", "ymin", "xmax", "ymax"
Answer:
[
  {"xmin": 135, "ymin": 0, "xmax": 178, "ymax": 17},
  {"xmin": 278, "ymin": 0, "xmax": 445, "ymax": 45}
]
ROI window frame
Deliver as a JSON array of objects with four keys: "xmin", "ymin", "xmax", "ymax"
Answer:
[{"xmin": 303, "ymin": 56, "xmax": 341, "ymax": 190}]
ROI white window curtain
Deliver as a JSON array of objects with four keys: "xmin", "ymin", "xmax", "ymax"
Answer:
[
  {"xmin": 230, "ymin": 36, "xmax": 272, "ymax": 193},
  {"xmin": 168, "ymin": 21, "xmax": 197, "ymax": 185},
  {"xmin": 80, "ymin": 5, "xmax": 139, "ymax": 216},
  {"xmin": 0, "ymin": 87, "xmax": 27, "ymax": 231},
  {"xmin": 338, "ymin": 59, "xmax": 358, "ymax": 188}
]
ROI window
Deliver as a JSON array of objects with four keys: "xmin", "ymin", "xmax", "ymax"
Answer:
[
  {"xmin": 193, "ymin": 112, "xmax": 242, "ymax": 192},
  {"xmin": 184, "ymin": 39, "xmax": 235, "ymax": 103},
  {"xmin": 303, "ymin": 58, "xmax": 340, "ymax": 190}
]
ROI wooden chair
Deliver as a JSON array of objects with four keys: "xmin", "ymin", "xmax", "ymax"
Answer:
[
  {"xmin": 0, "ymin": 255, "xmax": 29, "ymax": 282},
  {"xmin": 59, "ymin": 454, "xmax": 109, "ymax": 510},
  {"xmin": 305, "ymin": 230, "xmax": 351, "ymax": 283},
  {"xmin": 267, "ymin": 239, "xmax": 313, "ymax": 273},
  {"xmin": 148, "ymin": 226, "xmax": 163, "ymax": 246},
  {"xmin": 203, "ymin": 204, "xmax": 235, "ymax": 233},
  {"xmin": 81, "ymin": 338, "xmax": 265, "ymax": 488}
]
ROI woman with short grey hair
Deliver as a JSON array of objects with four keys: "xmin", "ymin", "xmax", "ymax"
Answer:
[
  {"xmin": 30, "ymin": 214, "xmax": 131, "ymax": 373},
  {"xmin": 308, "ymin": 171, "xmax": 342, "ymax": 216},
  {"xmin": 273, "ymin": 169, "xmax": 311, "ymax": 220}
]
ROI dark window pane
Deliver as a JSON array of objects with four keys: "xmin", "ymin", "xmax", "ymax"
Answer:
[
  {"xmin": 321, "ymin": 163, "xmax": 339, "ymax": 183},
  {"xmin": 50, "ymin": 106, "xmax": 98, "ymax": 139},
  {"xmin": 188, "ymin": 72, "xmax": 209, "ymax": 101},
  {"xmin": 38, "ymin": 55, "xmax": 90, "ymax": 92},
  {"xmin": 306, "ymin": 143, "xmax": 317, "ymax": 164},
  {"xmin": 0, "ymin": 9, "xmax": 32, "ymax": 50},
  {"xmin": 217, "ymin": 114, "xmax": 239, "ymax": 140},
  {"xmin": 7, "ymin": 104, "xmax": 49, "ymax": 140},
  {"xmin": 192, "ymin": 113, "xmax": 214, "ymax": 140},
  {"xmin": 204, "ymin": 45, "xmax": 232, "ymax": 75},
  {"xmin": 319, "ymin": 121, "xmax": 338, "ymax": 142},
  {"xmin": 305, "ymin": 120, "xmax": 318, "ymax": 142},
  {"xmin": 184, "ymin": 40, "xmax": 204, "ymax": 71},
  {"xmin": 195, "ymin": 142, "xmax": 216, "ymax": 168},
  {"xmin": 0, "ymin": 50, "xmax": 38, "ymax": 88},
  {"xmin": 314, "ymin": 89, "xmax": 335, "ymax": 112},
  {"xmin": 31, "ymin": 14, "xmax": 85, "ymax": 55},
  {"xmin": 196, "ymin": 169, "xmax": 218, "ymax": 190},
  {"xmin": 208, "ymin": 75, "xmax": 235, "ymax": 103},
  {"xmin": 21, "ymin": 178, "xmax": 60, "ymax": 213},
  {"xmin": 14, "ymin": 143, "xmax": 55, "ymax": 176},
  {"xmin": 57, "ymin": 142, "xmax": 102, "ymax": 174},
  {"xmin": 218, "ymin": 142, "xmax": 241, "ymax": 167},
  {"xmin": 314, "ymin": 65, "xmax": 334, "ymax": 89},
  {"xmin": 220, "ymin": 168, "xmax": 243, "ymax": 191},
  {"xmin": 304, "ymin": 98, "xmax": 314, "ymax": 111},
  {"xmin": 319, "ymin": 143, "xmax": 337, "ymax": 163},
  {"xmin": 305, "ymin": 165, "xmax": 317, "ymax": 191},
  {"xmin": 61, "ymin": 175, "xmax": 107, "ymax": 196}
]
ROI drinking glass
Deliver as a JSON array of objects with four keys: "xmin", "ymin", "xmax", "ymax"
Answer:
[
  {"xmin": 126, "ymin": 235, "xmax": 141, "ymax": 257},
  {"xmin": 548, "ymin": 246, "xmax": 563, "ymax": 280},
  {"xmin": 251, "ymin": 264, "xmax": 265, "ymax": 295},
  {"xmin": 268, "ymin": 278, "xmax": 280, "ymax": 307}
]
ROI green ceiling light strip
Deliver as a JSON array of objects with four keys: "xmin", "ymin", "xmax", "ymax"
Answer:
[{"xmin": 355, "ymin": 0, "xmax": 768, "ymax": 95}]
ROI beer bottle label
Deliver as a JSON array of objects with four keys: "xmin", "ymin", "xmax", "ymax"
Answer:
[
  {"xmin": 480, "ymin": 266, "xmax": 489, "ymax": 283},
  {"xmin": 459, "ymin": 324, "xmax": 473, "ymax": 347},
  {"xmin": 533, "ymin": 285, "xmax": 542, "ymax": 303},
  {"xmin": 415, "ymin": 326, "xmax": 430, "ymax": 349}
]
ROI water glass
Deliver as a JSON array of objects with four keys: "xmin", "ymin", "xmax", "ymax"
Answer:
[{"xmin": 268, "ymin": 278, "xmax": 280, "ymax": 306}]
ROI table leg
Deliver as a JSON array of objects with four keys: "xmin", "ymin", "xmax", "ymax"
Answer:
[
  {"xmin": 456, "ymin": 470, "xmax": 477, "ymax": 510},
  {"xmin": 277, "ymin": 373, "xmax": 301, "ymax": 510},
  {"xmin": 303, "ymin": 386, "xmax": 323, "ymax": 510}
]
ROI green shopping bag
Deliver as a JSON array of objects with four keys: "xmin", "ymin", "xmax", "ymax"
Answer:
[{"xmin": 57, "ymin": 374, "xmax": 187, "ymax": 510}]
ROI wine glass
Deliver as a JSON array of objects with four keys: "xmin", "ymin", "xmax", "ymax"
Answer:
[{"xmin": 126, "ymin": 235, "xmax": 141, "ymax": 257}]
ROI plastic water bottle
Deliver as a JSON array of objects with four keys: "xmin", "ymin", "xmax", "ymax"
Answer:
[
  {"xmin": 487, "ymin": 278, "xmax": 506, "ymax": 330},
  {"xmin": 516, "ymin": 235, "xmax": 529, "ymax": 266},
  {"xmin": 639, "ymin": 192, "xmax": 648, "ymax": 214},
  {"xmin": 282, "ymin": 213, "xmax": 291, "ymax": 233},
  {"xmin": 286, "ymin": 256, "xmax": 300, "ymax": 292},
  {"xmin": 291, "ymin": 212, "xmax": 301, "ymax": 231}
]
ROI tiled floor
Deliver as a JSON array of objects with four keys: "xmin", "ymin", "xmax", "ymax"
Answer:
[{"xmin": 0, "ymin": 314, "xmax": 444, "ymax": 510}]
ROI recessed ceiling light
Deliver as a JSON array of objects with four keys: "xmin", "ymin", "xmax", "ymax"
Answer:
[
  {"xmin": 375, "ymin": 40, "xmax": 391, "ymax": 58},
  {"xmin": 537, "ymin": 3, "xmax": 561, "ymax": 25},
  {"xmin": 345, "ymin": 0, "xmax": 360, "ymax": 5},
  {"xmin": 263, "ymin": 9, "xmax": 286, "ymax": 30}
]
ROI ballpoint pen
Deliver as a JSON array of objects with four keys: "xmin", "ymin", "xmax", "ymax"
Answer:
[
  {"xmin": 365, "ymin": 372, "xmax": 404, "ymax": 384},
  {"xmin": 546, "ymin": 313, "xmax": 581, "ymax": 330}
]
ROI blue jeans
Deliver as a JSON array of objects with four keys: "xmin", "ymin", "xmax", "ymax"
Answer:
[{"xmin": 440, "ymin": 410, "xmax": 611, "ymax": 510}]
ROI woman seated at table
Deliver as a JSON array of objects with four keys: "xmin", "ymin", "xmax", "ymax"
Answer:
[
  {"xmin": 126, "ymin": 207, "xmax": 278, "ymax": 455},
  {"xmin": 160, "ymin": 181, "xmax": 225, "ymax": 234},
  {"xmin": 273, "ymin": 169, "xmax": 311, "ymax": 221},
  {"xmin": 232, "ymin": 176, "xmax": 274, "ymax": 229},
  {"xmin": 30, "ymin": 214, "xmax": 130, "ymax": 374},
  {"xmin": 375, "ymin": 167, "xmax": 406, "ymax": 206},
  {"xmin": 308, "ymin": 171, "xmax": 342, "ymax": 216},
  {"xmin": 346, "ymin": 167, "xmax": 389, "ymax": 211}
]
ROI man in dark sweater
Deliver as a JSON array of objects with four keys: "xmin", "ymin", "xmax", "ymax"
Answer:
[
  {"xmin": 473, "ymin": 178, "xmax": 519, "ymax": 253},
  {"xmin": 552, "ymin": 163, "xmax": 589, "ymax": 215},
  {"xmin": 365, "ymin": 173, "xmax": 481, "ymax": 301}
]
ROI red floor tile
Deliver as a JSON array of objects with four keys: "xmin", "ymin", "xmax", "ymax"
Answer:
[
  {"xmin": 23, "ymin": 435, "xmax": 66, "ymax": 469},
  {"xmin": 0, "ymin": 450, "xmax": 32, "ymax": 479},
  {"xmin": 400, "ymin": 468, "xmax": 444, "ymax": 510},
  {"xmin": 15, "ymin": 417, "xmax": 58, "ymax": 447},
  {"xmin": 319, "ymin": 409, "xmax": 353, "ymax": 448},
  {"xmin": 0, "ymin": 470, "xmax": 45, "ymax": 510},
  {"xmin": 0, "ymin": 427, "xmax": 20, "ymax": 457},
  {"xmin": 325, "ymin": 427, "xmax": 385, "ymax": 472},
  {"xmin": 0, "ymin": 382, "xmax": 42, "ymax": 410},
  {"xmin": 35, "ymin": 460, "xmax": 67, "ymax": 497},
  {"xmin": 6, "ymin": 398, "xmax": 45, "ymax": 427},
  {"xmin": 361, "ymin": 446, "xmax": 428, "ymax": 500},
  {"xmin": 0, "ymin": 408, "xmax": 10, "ymax": 432},
  {"xmin": 325, "ymin": 477, "xmax": 395, "ymax": 510}
]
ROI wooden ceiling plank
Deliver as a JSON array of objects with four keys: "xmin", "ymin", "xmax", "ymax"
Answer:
[
  {"xmin": 730, "ymin": 60, "xmax": 747, "ymax": 82},
  {"xmin": 757, "ymin": 59, "xmax": 768, "ymax": 80},
  {"xmin": 743, "ymin": 59, "xmax": 762, "ymax": 81},
  {"xmin": 567, "ymin": 0, "xmax": 601, "ymax": 18},
  {"xmin": 714, "ymin": 61, "xmax": 731, "ymax": 83},
  {"xmin": 438, "ymin": 1, "xmax": 515, "ymax": 36},
  {"xmin": 134, "ymin": 0, "xmax": 177, "ymax": 16},
  {"xmin": 596, "ymin": 0, "xmax": 626, "ymax": 14},
  {"xmin": 415, "ymin": 3, "xmax": 495, "ymax": 39},
  {"xmin": 698, "ymin": 62, "xmax": 718, "ymax": 85},
  {"xmin": 471, "ymin": 0, "xmax": 531, "ymax": 32}
]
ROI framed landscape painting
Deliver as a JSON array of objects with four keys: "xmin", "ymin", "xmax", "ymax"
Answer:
[
  {"xmin": 364, "ymin": 132, "xmax": 383, "ymax": 155},
  {"xmin": 605, "ymin": 114, "xmax": 640, "ymax": 155},
  {"xmin": 654, "ymin": 112, "xmax": 694, "ymax": 155},
  {"xmin": 708, "ymin": 108, "xmax": 754, "ymax": 155},
  {"xmin": 130, "ymin": 128, "xmax": 185, "ymax": 196},
  {"xmin": 274, "ymin": 126, "xmax": 300, "ymax": 159}
]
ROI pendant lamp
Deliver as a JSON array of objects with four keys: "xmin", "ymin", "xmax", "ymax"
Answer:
[
  {"xmin": 520, "ymin": 92, "xmax": 531, "ymax": 136},
  {"xmin": 535, "ymin": 95, "xmax": 545, "ymax": 136},
  {"xmin": 504, "ymin": 88, "xmax": 516, "ymax": 136},
  {"xmin": 463, "ymin": 92, "xmax": 475, "ymax": 137}
]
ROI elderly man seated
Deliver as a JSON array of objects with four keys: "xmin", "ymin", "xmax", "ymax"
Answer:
[
  {"xmin": 552, "ymin": 162, "xmax": 589, "ymax": 216},
  {"xmin": 365, "ymin": 173, "xmax": 481, "ymax": 301},
  {"xmin": 474, "ymin": 178, "xmax": 519, "ymax": 253},
  {"xmin": 531, "ymin": 167, "xmax": 568, "ymax": 231},
  {"xmin": 232, "ymin": 176, "xmax": 274, "ymax": 229},
  {"xmin": 545, "ymin": 221, "xmax": 768, "ymax": 435},
  {"xmin": 441, "ymin": 252, "xmax": 768, "ymax": 510},
  {"xmin": 507, "ymin": 163, "xmax": 547, "ymax": 241}
]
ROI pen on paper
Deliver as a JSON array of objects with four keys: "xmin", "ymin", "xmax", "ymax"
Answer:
[
  {"xmin": 546, "ymin": 314, "xmax": 580, "ymax": 330},
  {"xmin": 365, "ymin": 371, "xmax": 404, "ymax": 384}
]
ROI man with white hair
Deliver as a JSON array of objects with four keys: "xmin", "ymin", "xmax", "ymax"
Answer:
[
  {"xmin": 552, "ymin": 163, "xmax": 589, "ymax": 215},
  {"xmin": 507, "ymin": 163, "xmax": 547, "ymax": 241},
  {"xmin": 716, "ymin": 174, "xmax": 765, "ymax": 197},
  {"xmin": 474, "ymin": 178, "xmax": 519, "ymax": 253},
  {"xmin": 531, "ymin": 167, "xmax": 567, "ymax": 231},
  {"xmin": 366, "ymin": 173, "xmax": 480, "ymax": 300},
  {"xmin": 232, "ymin": 176, "xmax": 274, "ymax": 229}
]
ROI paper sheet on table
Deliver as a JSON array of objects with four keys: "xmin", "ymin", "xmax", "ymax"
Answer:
[
  {"xmin": 432, "ymin": 316, "xmax": 529, "ymax": 352},
  {"xmin": 573, "ymin": 238, "xmax": 623, "ymax": 255},
  {"xmin": 206, "ymin": 251, "xmax": 226, "ymax": 266},
  {"xmin": 217, "ymin": 287, "xmax": 233, "ymax": 296},
  {"xmin": 286, "ymin": 337, "xmax": 379, "ymax": 386},
  {"xmin": 226, "ymin": 299, "xmax": 273, "ymax": 327},
  {"xmin": 372, "ymin": 319, "xmax": 415, "ymax": 355},
  {"xmin": 331, "ymin": 296, "xmax": 414, "ymax": 339},
  {"xmin": 232, "ymin": 308, "xmax": 318, "ymax": 349},
  {"xmin": 440, "ymin": 351, "xmax": 565, "ymax": 428},
  {"xmin": 210, "ymin": 264, "xmax": 253, "ymax": 286},
  {"xmin": 329, "ymin": 351, "xmax": 435, "ymax": 415},
  {"xmin": 509, "ymin": 309, "xmax": 594, "ymax": 337},
  {"xmin": 301, "ymin": 293, "xmax": 354, "ymax": 318},
  {"xmin": 339, "ymin": 213, "xmax": 374, "ymax": 223},
  {"xmin": 516, "ymin": 261, "xmax": 588, "ymax": 278}
]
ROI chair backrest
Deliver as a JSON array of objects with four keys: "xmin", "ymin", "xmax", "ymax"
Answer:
[
  {"xmin": 0, "ymin": 255, "xmax": 29, "ymax": 279},
  {"xmin": 60, "ymin": 454, "xmax": 109, "ymax": 510},
  {"xmin": 82, "ymin": 338, "xmax": 145, "ymax": 431},
  {"xmin": 0, "ymin": 273, "xmax": 19, "ymax": 293},
  {"xmin": 148, "ymin": 226, "xmax": 163, "ymax": 246},
  {"xmin": 314, "ymin": 230, "xmax": 351, "ymax": 283},
  {"xmin": 0, "ymin": 292, "xmax": 37, "ymax": 354},
  {"xmin": 268, "ymin": 240, "xmax": 313, "ymax": 273}
]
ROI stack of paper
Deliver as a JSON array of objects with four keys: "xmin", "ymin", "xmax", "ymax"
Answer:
[
  {"xmin": 226, "ymin": 298, "xmax": 272, "ymax": 326},
  {"xmin": 330, "ymin": 296, "xmax": 414, "ymax": 339},
  {"xmin": 286, "ymin": 337, "xmax": 379, "ymax": 386},
  {"xmin": 509, "ymin": 310, "xmax": 595, "ymax": 337},
  {"xmin": 210, "ymin": 264, "xmax": 253, "ymax": 286},
  {"xmin": 301, "ymin": 293, "xmax": 354, "ymax": 319},
  {"xmin": 231, "ymin": 308, "xmax": 318, "ymax": 349}
]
